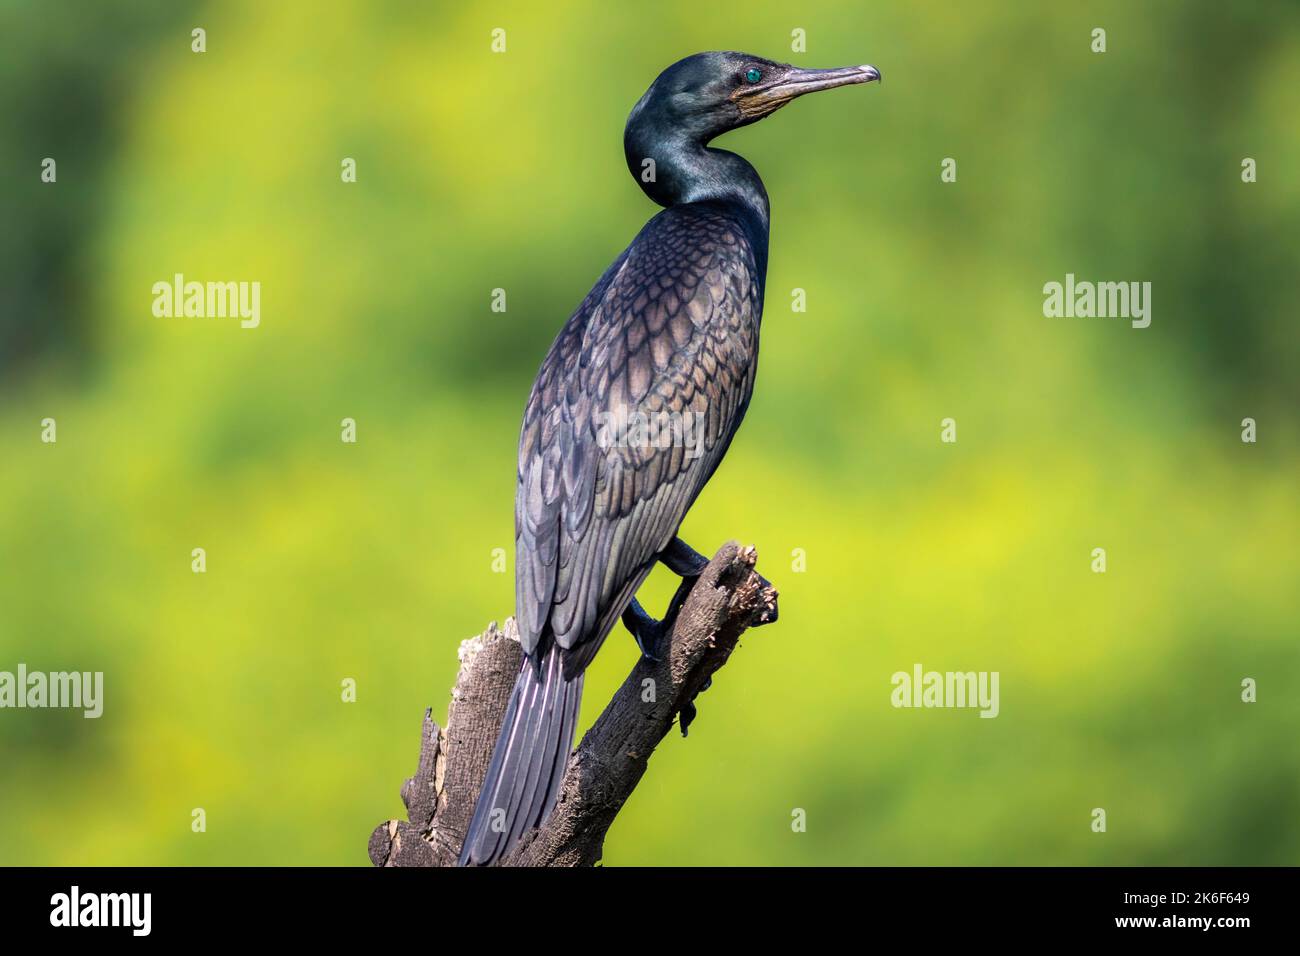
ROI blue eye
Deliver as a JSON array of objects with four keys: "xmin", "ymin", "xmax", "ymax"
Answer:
[{"xmin": 745, "ymin": 68, "xmax": 762, "ymax": 83}]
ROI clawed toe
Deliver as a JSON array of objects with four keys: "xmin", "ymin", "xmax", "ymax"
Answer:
[{"xmin": 679, "ymin": 676, "xmax": 712, "ymax": 737}]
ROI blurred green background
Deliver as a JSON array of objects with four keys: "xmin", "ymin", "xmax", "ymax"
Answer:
[{"xmin": 1, "ymin": 0, "xmax": 1297, "ymax": 866}]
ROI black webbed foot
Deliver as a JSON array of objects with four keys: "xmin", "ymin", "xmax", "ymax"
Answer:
[
  {"xmin": 623, "ymin": 542, "xmax": 705, "ymax": 662},
  {"xmin": 622, "ymin": 538, "xmax": 713, "ymax": 712},
  {"xmin": 622, "ymin": 599, "xmax": 666, "ymax": 662},
  {"xmin": 622, "ymin": 570, "xmax": 697, "ymax": 662}
]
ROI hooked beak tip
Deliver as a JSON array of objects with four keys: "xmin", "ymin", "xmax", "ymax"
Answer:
[{"xmin": 780, "ymin": 62, "xmax": 882, "ymax": 96}]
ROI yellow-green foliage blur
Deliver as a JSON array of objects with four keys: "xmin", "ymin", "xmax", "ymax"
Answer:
[{"xmin": 1, "ymin": 1, "xmax": 1297, "ymax": 865}]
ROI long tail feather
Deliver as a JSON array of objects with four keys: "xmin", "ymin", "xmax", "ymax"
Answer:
[{"xmin": 458, "ymin": 645, "xmax": 583, "ymax": 865}]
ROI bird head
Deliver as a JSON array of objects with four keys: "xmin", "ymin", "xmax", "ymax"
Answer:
[{"xmin": 630, "ymin": 51, "xmax": 881, "ymax": 143}]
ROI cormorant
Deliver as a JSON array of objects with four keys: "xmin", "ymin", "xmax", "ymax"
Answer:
[{"xmin": 459, "ymin": 51, "xmax": 880, "ymax": 865}]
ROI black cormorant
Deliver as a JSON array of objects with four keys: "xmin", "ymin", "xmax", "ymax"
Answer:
[{"xmin": 460, "ymin": 51, "xmax": 880, "ymax": 865}]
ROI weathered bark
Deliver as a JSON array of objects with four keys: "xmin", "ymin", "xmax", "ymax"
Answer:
[{"xmin": 368, "ymin": 541, "xmax": 778, "ymax": 867}]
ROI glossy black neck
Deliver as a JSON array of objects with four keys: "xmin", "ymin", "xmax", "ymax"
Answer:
[{"xmin": 624, "ymin": 118, "xmax": 770, "ymax": 232}]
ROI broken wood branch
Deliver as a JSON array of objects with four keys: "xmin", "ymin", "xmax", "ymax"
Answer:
[{"xmin": 368, "ymin": 541, "xmax": 777, "ymax": 867}]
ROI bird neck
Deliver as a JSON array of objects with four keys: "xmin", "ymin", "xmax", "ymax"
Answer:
[{"xmin": 625, "ymin": 124, "xmax": 770, "ymax": 232}]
